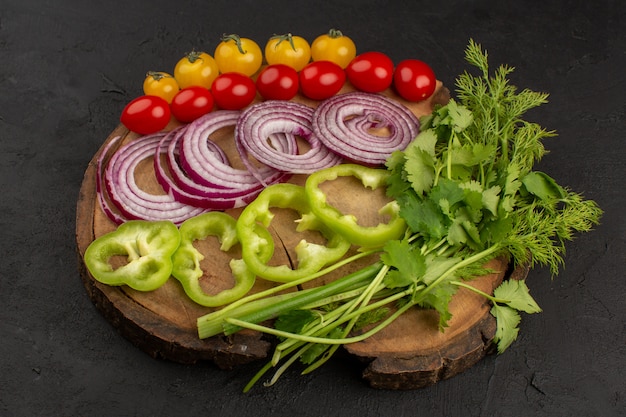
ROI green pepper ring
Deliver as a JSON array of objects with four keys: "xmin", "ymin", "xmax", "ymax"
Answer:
[
  {"xmin": 84, "ymin": 220, "xmax": 181, "ymax": 292},
  {"xmin": 236, "ymin": 183, "xmax": 351, "ymax": 283},
  {"xmin": 305, "ymin": 164, "xmax": 407, "ymax": 248},
  {"xmin": 171, "ymin": 212, "xmax": 272, "ymax": 307}
]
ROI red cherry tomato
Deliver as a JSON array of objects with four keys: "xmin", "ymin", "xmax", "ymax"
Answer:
[
  {"xmin": 211, "ymin": 72, "xmax": 257, "ymax": 110},
  {"xmin": 170, "ymin": 86, "xmax": 214, "ymax": 123},
  {"xmin": 299, "ymin": 60, "xmax": 346, "ymax": 100},
  {"xmin": 120, "ymin": 95, "xmax": 171, "ymax": 135},
  {"xmin": 255, "ymin": 64, "xmax": 300, "ymax": 101},
  {"xmin": 345, "ymin": 51, "xmax": 394, "ymax": 93},
  {"xmin": 393, "ymin": 59, "xmax": 437, "ymax": 101}
]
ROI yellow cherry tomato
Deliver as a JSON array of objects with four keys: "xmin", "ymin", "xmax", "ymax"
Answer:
[
  {"xmin": 311, "ymin": 29, "xmax": 357, "ymax": 69},
  {"xmin": 214, "ymin": 34, "xmax": 263, "ymax": 76},
  {"xmin": 142, "ymin": 71, "xmax": 180, "ymax": 103},
  {"xmin": 174, "ymin": 51, "xmax": 220, "ymax": 89},
  {"xmin": 264, "ymin": 33, "xmax": 311, "ymax": 72}
]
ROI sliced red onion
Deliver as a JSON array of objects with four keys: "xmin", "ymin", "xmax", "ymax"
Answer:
[
  {"xmin": 153, "ymin": 127, "xmax": 277, "ymax": 209},
  {"xmin": 104, "ymin": 132, "xmax": 208, "ymax": 225},
  {"xmin": 180, "ymin": 110, "xmax": 289, "ymax": 189},
  {"xmin": 312, "ymin": 91, "xmax": 420, "ymax": 165},
  {"xmin": 235, "ymin": 100, "xmax": 342, "ymax": 176},
  {"xmin": 95, "ymin": 136, "xmax": 129, "ymax": 225}
]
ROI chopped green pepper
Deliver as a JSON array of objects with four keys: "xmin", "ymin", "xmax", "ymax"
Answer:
[
  {"xmin": 171, "ymin": 212, "xmax": 271, "ymax": 307},
  {"xmin": 84, "ymin": 220, "xmax": 181, "ymax": 291},
  {"xmin": 236, "ymin": 183, "xmax": 351, "ymax": 283},
  {"xmin": 305, "ymin": 164, "xmax": 407, "ymax": 247}
]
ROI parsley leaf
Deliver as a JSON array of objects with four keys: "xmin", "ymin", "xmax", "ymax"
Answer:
[
  {"xmin": 398, "ymin": 195, "xmax": 447, "ymax": 239},
  {"xmin": 403, "ymin": 130, "xmax": 438, "ymax": 195},
  {"xmin": 490, "ymin": 304, "xmax": 521, "ymax": 353},
  {"xmin": 274, "ymin": 310, "xmax": 316, "ymax": 337},
  {"xmin": 493, "ymin": 279, "xmax": 542, "ymax": 314},
  {"xmin": 382, "ymin": 240, "xmax": 426, "ymax": 288}
]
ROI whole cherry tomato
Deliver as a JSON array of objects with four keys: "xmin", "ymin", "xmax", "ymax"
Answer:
[
  {"xmin": 393, "ymin": 59, "xmax": 437, "ymax": 101},
  {"xmin": 214, "ymin": 34, "xmax": 263, "ymax": 76},
  {"xmin": 345, "ymin": 51, "xmax": 394, "ymax": 93},
  {"xmin": 120, "ymin": 95, "xmax": 171, "ymax": 135},
  {"xmin": 142, "ymin": 71, "xmax": 179, "ymax": 103},
  {"xmin": 310, "ymin": 29, "xmax": 356, "ymax": 69},
  {"xmin": 170, "ymin": 87, "xmax": 214, "ymax": 123},
  {"xmin": 264, "ymin": 33, "xmax": 311, "ymax": 72},
  {"xmin": 174, "ymin": 51, "xmax": 220, "ymax": 89},
  {"xmin": 255, "ymin": 64, "xmax": 299, "ymax": 101},
  {"xmin": 299, "ymin": 60, "xmax": 346, "ymax": 100},
  {"xmin": 211, "ymin": 72, "xmax": 257, "ymax": 110}
]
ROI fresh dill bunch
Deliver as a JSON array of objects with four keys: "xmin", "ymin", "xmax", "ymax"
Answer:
[{"xmin": 455, "ymin": 39, "xmax": 553, "ymax": 175}]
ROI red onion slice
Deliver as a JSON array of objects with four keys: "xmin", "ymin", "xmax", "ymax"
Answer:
[
  {"xmin": 312, "ymin": 91, "xmax": 420, "ymax": 165},
  {"xmin": 96, "ymin": 136, "xmax": 129, "ymax": 225},
  {"xmin": 104, "ymin": 132, "xmax": 208, "ymax": 225},
  {"xmin": 235, "ymin": 100, "xmax": 342, "ymax": 175},
  {"xmin": 180, "ymin": 110, "xmax": 289, "ymax": 189},
  {"xmin": 154, "ymin": 127, "xmax": 275, "ymax": 209}
]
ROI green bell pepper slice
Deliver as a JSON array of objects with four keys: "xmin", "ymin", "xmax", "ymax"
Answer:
[
  {"xmin": 171, "ymin": 212, "xmax": 271, "ymax": 307},
  {"xmin": 305, "ymin": 164, "xmax": 407, "ymax": 248},
  {"xmin": 236, "ymin": 183, "xmax": 351, "ymax": 283},
  {"xmin": 84, "ymin": 220, "xmax": 181, "ymax": 291}
]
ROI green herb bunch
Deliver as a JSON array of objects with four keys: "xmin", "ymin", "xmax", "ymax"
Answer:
[{"xmin": 384, "ymin": 39, "xmax": 602, "ymax": 350}]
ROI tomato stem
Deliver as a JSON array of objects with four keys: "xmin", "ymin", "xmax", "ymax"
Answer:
[
  {"xmin": 221, "ymin": 33, "xmax": 247, "ymax": 54},
  {"xmin": 328, "ymin": 28, "xmax": 344, "ymax": 38},
  {"xmin": 186, "ymin": 50, "xmax": 203, "ymax": 63},
  {"xmin": 145, "ymin": 71, "xmax": 169, "ymax": 81},
  {"xmin": 270, "ymin": 33, "xmax": 297, "ymax": 51}
]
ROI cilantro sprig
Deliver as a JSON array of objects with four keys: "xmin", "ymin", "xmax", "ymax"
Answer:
[{"xmin": 196, "ymin": 40, "xmax": 602, "ymax": 391}]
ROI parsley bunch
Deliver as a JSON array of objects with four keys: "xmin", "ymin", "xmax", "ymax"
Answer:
[
  {"xmin": 384, "ymin": 39, "xmax": 602, "ymax": 349},
  {"xmin": 197, "ymin": 40, "xmax": 602, "ymax": 390}
]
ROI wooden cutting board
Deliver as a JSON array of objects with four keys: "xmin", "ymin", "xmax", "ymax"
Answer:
[{"xmin": 75, "ymin": 83, "xmax": 529, "ymax": 389}]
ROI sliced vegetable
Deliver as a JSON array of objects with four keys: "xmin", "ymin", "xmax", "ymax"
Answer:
[
  {"xmin": 235, "ymin": 100, "xmax": 342, "ymax": 177},
  {"xmin": 102, "ymin": 133, "xmax": 208, "ymax": 225},
  {"xmin": 305, "ymin": 164, "xmax": 406, "ymax": 247},
  {"xmin": 178, "ymin": 109, "xmax": 290, "ymax": 191},
  {"xmin": 154, "ymin": 125, "xmax": 275, "ymax": 210},
  {"xmin": 174, "ymin": 51, "xmax": 220, "ymax": 89},
  {"xmin": 236, "ymin": 183, "xmax": 351, "ymax": 282},
  {"xmin": 211, "ymin": 72, "xmax": 257, "ymax": 110},
  {"xmin": 170, "ymin": 86, "xmax": 214, "ymax": 123},
  {"xmin": 264, "ymin": 33, "xmax": 311, "ymax": 72},
  {"xmin": 393, "ymin": 59, "xmax": 436, "ymax": 101},
  {"xmin": 311, "ymin": 91, "xmax": 420, "ymax": 165},
  {"xmin": 310, "ymin": 29, "xmax": 356, "ymax": 69},
  {"xmin": 142, "ymin": 71, "xmax": 180, "ymax": 103},
  {"xmin": 120, "ymin": 95, "xmax": 171, "ymax": 135},
  {"xmin": 84, "ymin": 220, "xmax": 180, "ymax": 291},
  {"xmin": 345, "ymin": 51, "xmax": 394, "ymax": 93},
  {"xmin": 214, "ymin": 34, "xmax": 263, "ymax": 77},
  {"xmin": 96, "ymin": 136, "xmax": 129, "ymax": 225},
  {"xmin": 298, "ymin": 60, "xmax": 346, "ymax": 100},
  {"xmin": 171, "ymin": 212, "xmax": 267, "ymax": 307},
  {"xmin": 255, "ymin": 64, "xmax": 300, "ymax": 101}
]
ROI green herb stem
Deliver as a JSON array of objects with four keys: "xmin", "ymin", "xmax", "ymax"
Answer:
[
  {"xmin": 226, "ymin": 296, "xmax": 415, "ymax": 346},
  {"xmin": 417, "ymin": 244, "xmax": 501, "ymax": 301},
  {"xmin": 221, "ymin": 262, "xmax": 383, "ymax": 335},
  {"xmin": 451, "ymin": 280, "xmax": 509, "ymax": 304},
  {"xmin": 197, "ymin": 250, "xmax": 380, "ymax": 338}
]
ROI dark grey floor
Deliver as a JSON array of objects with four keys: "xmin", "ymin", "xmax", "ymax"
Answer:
[{"xmin": 1, "ymin": 0, "xmax": 624, "ymax": 416}]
